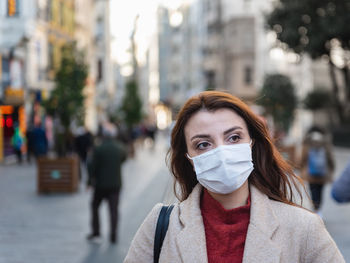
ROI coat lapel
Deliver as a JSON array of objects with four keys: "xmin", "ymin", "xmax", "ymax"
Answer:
[
  {"xmin": 243, "ymin": 186, "xmax": 281, "ymax": 263},
  {"xmin": 176, "ymin": 185, "xmax": 208, "ymax": 263}
]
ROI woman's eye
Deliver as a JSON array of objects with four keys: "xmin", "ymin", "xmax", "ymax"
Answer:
[
  {"xmin": 228, "ymin": 134, "xmax": 240, "ymax": 143},
  {"xmin": 196, "ymin": 142, "xmax": 210, "ymax": 150}
]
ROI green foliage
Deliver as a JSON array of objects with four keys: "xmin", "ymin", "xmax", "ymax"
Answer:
[
  {"xmin": 266, "ymin": 0, "xmax": 350, "ymax": 58},
  {"xmin": 303, "ymin": 89, "xmax": 334, "ymax": 110},
  {"xmin": 42, "ymin": 43, "xmax": 88, "ymax": 130},
  {"xmin": 257, "ymin": 74, "xmax": 297, "ymax": 131},
  {"xmin": 266, "ymin": 0, "xmax": 350, "ymax": 123},
  {"xmin": 120, "ymin": 80, "xmax": 143, "ymax": 128}
]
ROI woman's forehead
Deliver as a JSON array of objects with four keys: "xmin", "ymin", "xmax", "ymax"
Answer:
[{"xmin": 184, "ymin": 109, "xmax": 248, "ymax": 135}]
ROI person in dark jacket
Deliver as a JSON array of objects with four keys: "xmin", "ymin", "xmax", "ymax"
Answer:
[
  {"xmin": 87, "ymin": 124, "xmax": 127, "ymax": 244},
  {"xmin": 26, "ymin": 125, "xmax": 34, "ymax": 163},
  {"xmin": 32, "ymin": 123, "xmax": 48, "ymax": 157},
  {"xmin": 74, "ymin": 127, "xmax": 93, "ymax": 165}
]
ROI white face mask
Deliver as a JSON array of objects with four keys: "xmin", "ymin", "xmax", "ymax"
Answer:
[{"xmin": 187, "ymin": 143, "xmax": 254, "ymax": 194}]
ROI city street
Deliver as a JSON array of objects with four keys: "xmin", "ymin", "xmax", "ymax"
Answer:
[{"xmin": 0, "ymin": 134, "xmax": 350, "ymax": 263}]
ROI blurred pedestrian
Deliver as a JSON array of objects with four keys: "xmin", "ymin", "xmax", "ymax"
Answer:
[
  {"xmin": 25, "ymin": 125, "xmax": 34, "ymax": 163},
  {"xmin": 300, "ymin": 126, "xmax": 334, "ymax": 215},
  {"xmin": 146, "ymin": 123, "xmax": 157, "ymax": 149},
  {"xmin": 331, "ymin": 158, "xmax": 350, "ymax": 203},
  {"xmin": 124, "ymin": 91, "xmax": 344, "ymax": 262},
  {"xmin": 87, "ymin": 124, "xmax": 127, "ymax": 244},
  {"xmin": 11, "ymin": 125, "xmax": 24, "ymax": 163},
  {"xmin": 32, "ymin": 122, "xmax": 48, "ymax": 158},
  {"xmin": 74, "ymin": 126, "xmax": 93, "ymax": 179},
  {"xmin": 74, "ymin": 127, "xmax": 93, "ymax": 164}
]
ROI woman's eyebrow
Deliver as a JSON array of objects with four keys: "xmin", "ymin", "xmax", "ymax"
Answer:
[
  {"xmin": 190, "ymin": 134, "xmax": 210, "ymax": 141},
  {"xmin": 190, "ymin": 126, "xmax": 243, "ymax": 141},
  {"xmin": 223, "ymin": 126, "xmax": 242, "ymax": 135}
]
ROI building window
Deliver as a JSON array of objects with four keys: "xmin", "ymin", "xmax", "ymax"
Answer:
[
  {"xmin": 205, "ymin": 70, "xmax": 215, "ymax": 90},
  {"xmin": 59, "ymin": 2, "xmax": 64, "ymax": 26},
  {"xmin": 97, "ymin": 59, "xmax": 103, "ymax": 82},
  {"xmin": 7, "ymin": 0, "xmax": 20, "ymax": 17},
  {"xmin": 48, "ymin": 43, "xmax": 54, "ymax": 70},
  {"xmin": 96, "ymin": 17, "xmax": 104, "ymax": 40},
  {"xmin": 47, "ymin": 0, "xmax": 52, "ymax": 21},
  {"xmin": 172, "ymin": 84, "xmax": 179, "ymax": 92},
  {"xmin": 244, "ymin": 66, "xmax": 253, "ymax": 85}
]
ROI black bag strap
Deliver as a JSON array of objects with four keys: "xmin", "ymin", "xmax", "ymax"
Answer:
[{"xmin": 154, "ymin": 205, "xmax": 174, "ymax": 263}]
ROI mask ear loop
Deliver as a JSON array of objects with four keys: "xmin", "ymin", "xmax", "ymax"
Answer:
[
  {"xmin": 186, "ymin": 153, "xmax": 193, "ymax": 160},
  {"xmin": 186, "ymin": 153, "xmax": 196, "ymax": 172}
]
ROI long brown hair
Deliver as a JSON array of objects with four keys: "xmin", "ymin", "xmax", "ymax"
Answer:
[{"xmin": 167, "ymin": 91, "xmax": 304, "ymax": 205}]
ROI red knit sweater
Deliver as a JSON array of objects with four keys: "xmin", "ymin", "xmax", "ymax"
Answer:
[{"xmin": 200, "ymin": 189, "xmax": 251, "ymax": 263}]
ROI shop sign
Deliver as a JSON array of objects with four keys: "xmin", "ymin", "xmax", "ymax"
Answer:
[{"xmin": 4, "ymin": 88, "xmax": 24, "ymax": 105}]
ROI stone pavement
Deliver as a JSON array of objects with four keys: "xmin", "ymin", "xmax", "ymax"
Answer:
[{"xmin": 0, "ymin": 135, "xmax": 350, "ymax": 262}]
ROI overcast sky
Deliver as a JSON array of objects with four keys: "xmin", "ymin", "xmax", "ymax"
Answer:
[{"xmin": 110, "ymin": 0, "xmax": 185, "ymax": 67}]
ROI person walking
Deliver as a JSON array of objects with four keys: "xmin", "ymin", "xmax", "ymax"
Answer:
[
  {"xmin": 331, "ymin": 158, "xmax": 350, "ymax": 203},
  {"xmin": 25, "ymin": 125, "xmax": 34, "ymax": 163},
  {"xmin": 74, "ymin": 127, "xmax": 94, "ymax": 181},
  {"xmin": 87, "ymin": 124, "xmax": 127, "ymax": 244},
  {"xmin": 300, "ymin": 126, "xmax": 335, "ymax": 216},
  {"xmin": 11, "ymin": 125, "xmax": 24, "ymax": 163},
  {"xmin": 32, "ymin": 122, "xmax": 48, "ymax": 158},
  {"xmin": 74, "ymin": 127, "xmax": 93, "ymax": 166},
  {"xmin": 124, "ymin": 91, "xmax": 344, "ymax": 262}
]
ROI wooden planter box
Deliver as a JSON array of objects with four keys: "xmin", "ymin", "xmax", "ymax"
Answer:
[{"xmin": 37, "ymin": 156, "xmax": 79, "ymax": 193}]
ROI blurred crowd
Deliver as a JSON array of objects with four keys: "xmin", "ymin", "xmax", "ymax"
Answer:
[{"xmin": 9, "ymin": 121, "xmax": 158, "ymax": 166}]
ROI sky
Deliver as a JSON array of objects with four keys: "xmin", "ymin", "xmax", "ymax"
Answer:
[{"xmin": 110, "ymin": 0, "xmax": 186, "ymax": 71}]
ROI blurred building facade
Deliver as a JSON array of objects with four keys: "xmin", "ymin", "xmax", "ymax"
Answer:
[
  {"xmin": 0, "ymin": 0, "xmax": 37, "ymax": 160},
  {"xmin": 155, "ymin": 0, "xmax": 267, "ymax": 111},
  {"xmin": 156, "ymin": 2, "xmax": 205, "ymax": 112},
  {"xmin": 0, "ymin": 0, "xmax": 114, "ymax": 160},
  {"xmin": 153, "ymin": 0, "xmax": 333, "ymax": 141},
  {"xmin": 93, "ymin": 0, "xmax": 114, "ymax": 126}
]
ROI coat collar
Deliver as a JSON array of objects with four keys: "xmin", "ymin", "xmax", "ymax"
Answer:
[
  {"xmin": 176, "ymin": 184, "xmax": 281, "ymax": 263},
  {"xmin": 176, "ymin": 184, "xmax": 208, "ymax": 263},
  {"xmin": 242, "ymin": 185, "xmax": 281, "ymax": 262}
]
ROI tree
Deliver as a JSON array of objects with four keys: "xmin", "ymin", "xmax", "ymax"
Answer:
[
  {"xmin": 303, "ymin": 88, "xmax": 336, "ymax": 126},
  {"xmin": 266, "ymin": 0, "xmax": 350, "ymax": 122},
  {"xmin": 120, "ymin": 80, "xmax": 143, "ymax": 129},
  {"xmin": 43, "ymin": 43, "xmax": 88, "ymax": 155},
  {"xmin": 303, "ymin": 89, "xmax": 334, "ymax": 111},
  {"xmin": 257, "ymin": 74, "xmax": 297, "ymax": 132}
]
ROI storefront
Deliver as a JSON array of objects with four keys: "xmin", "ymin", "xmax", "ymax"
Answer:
[
  {"xmin": 0, "ymin": 56, "xmax": 26, "ymax": 161},
  {"xmin": 0, "ymin": 105, "xmax": 26, "ymax": 160}
]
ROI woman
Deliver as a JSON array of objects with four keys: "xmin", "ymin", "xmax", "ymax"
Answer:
[
  {"xmin": 124, "ymin": 91, "xmax": 344, "ymax": 263},
  {"xmin": 300, "ymin": 126, "xmax": 335, "ymax": 215}
]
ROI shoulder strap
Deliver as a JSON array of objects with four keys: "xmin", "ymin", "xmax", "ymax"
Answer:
[{"xmin": 154, "ymin": 205, "xmax": 174, "ymax": 263}]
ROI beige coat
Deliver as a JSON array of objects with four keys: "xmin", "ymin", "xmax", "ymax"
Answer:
[{"xmin": 124, "ymin": 184, "xmax": 344, "ymax": 263}]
